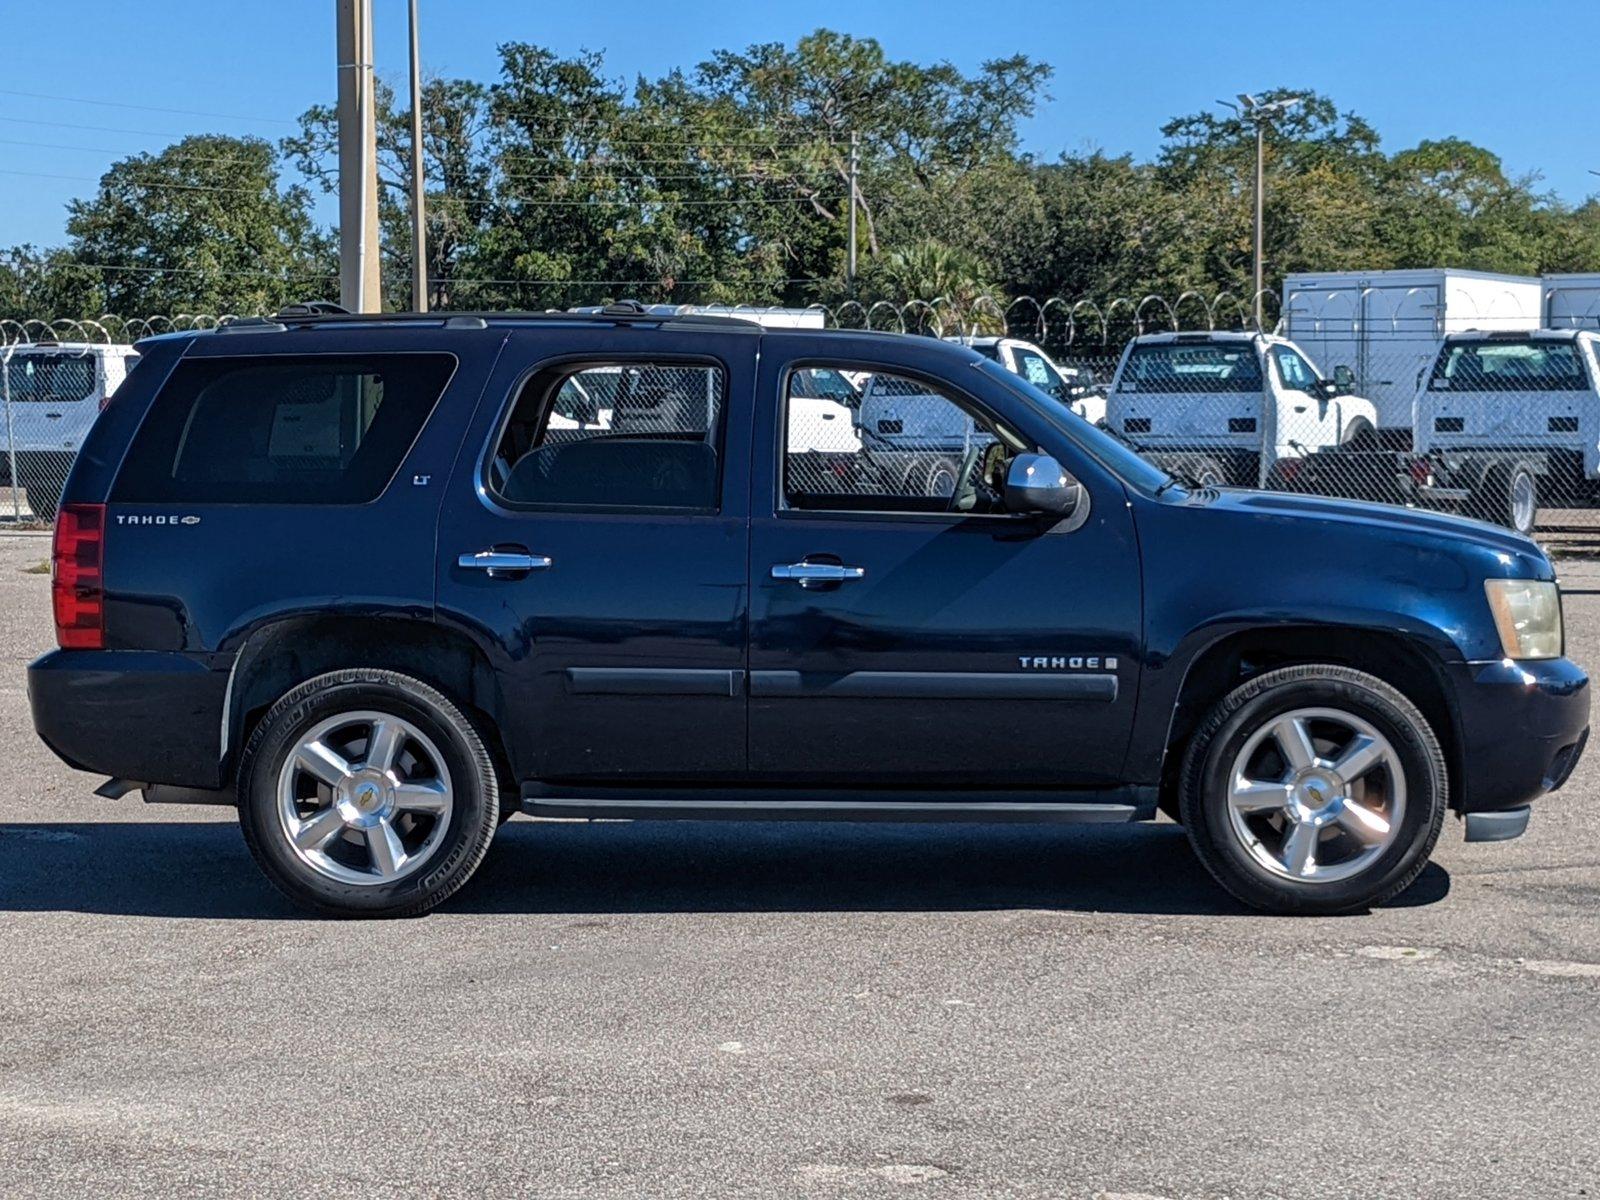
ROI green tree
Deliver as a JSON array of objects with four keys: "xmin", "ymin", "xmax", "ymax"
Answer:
[{"xmin": 55, "ymin": 135, "xmax": 332, "ymax": 317}]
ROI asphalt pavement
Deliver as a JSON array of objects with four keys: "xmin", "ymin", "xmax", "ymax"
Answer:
[{"xmin": 1, "ymin": 529, "xmax": 1597, "ymax": 1199}]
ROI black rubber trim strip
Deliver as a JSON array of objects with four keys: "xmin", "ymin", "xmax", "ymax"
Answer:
[
  {"xmin": 748, "ymin": 670, "xmax": 1117, "ymax": 701},
  {"xmin": 565, "ymin": 668, "xmax": 744, "ymax": 697}
]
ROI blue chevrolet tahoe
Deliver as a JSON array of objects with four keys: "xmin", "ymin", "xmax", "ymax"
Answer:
[{"xmin": 27, "ymin": 305, "xmax": 1591, "ymax": 917}]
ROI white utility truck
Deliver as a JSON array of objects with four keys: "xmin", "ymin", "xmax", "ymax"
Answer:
[
  {"xmin": 942, "ymin": 336, "xmax": 1106, "ymax": 426},
  {"xmin": 1411, "ymin": 329, "xmax": 1600, "ymax": 534},
  {"xmin": 1544, "ymin": 274, "xmax": 1600, "ymax": 331},
  {"xmin": 1103, "ymin": 331, "xmax": 1379, "ymax": 488},
  {"xmin": 1281, "ymin": 269, "xmax": 1541, "ymax": 449},
  {"xmin": 1, "ymin": 341, "xmax": 139, "ymax": 519}
]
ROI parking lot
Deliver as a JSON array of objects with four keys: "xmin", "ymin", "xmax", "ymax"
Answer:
[{"xmin": 0, "ymin": 528, "xmax": 1597, "ymax": 1199}]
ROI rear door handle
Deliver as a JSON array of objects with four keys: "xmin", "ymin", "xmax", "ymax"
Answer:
[
  {"xmin": 458, "ymin": 549, "xmax": 552, "ymax": 575},
  {"xmin": 771, "ymin": 561, "xmax": 866, "ymax": 589}
]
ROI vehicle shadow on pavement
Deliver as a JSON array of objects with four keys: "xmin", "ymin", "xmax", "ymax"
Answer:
[{"xmin": 0, "ymin": 818, "xmax": 1450, "ymax": 919}]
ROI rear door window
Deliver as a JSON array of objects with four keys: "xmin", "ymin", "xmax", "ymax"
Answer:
[
  {"xmin": 112, "ymin": 354, "xmax": 455, "ymax": 504},
  {"xmin": 487, "ymin": 360, "xmax": 725, "ymax": 511}
]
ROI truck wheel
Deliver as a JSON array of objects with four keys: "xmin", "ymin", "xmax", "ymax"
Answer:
[
  {"xmin": 1188, "ymin": 455, "xmax": 1229, "ymax": 488},
  {"xmin": 924, "ymin": 457, "xmax": 962, "ymax": 498},
  {"xmin": 237, "ymin": 669, "xmax": 500, "ymax": 918},
  {"xmin": 1178, "ymin": 665, "xmax": 1446, "ymax": 915},
  {"xmin": 24, "ymin": 484, "xmax": 60, "ymax": 522},
  {"xmin": 1340, "ymin": 419, "xmax": 1377, "ymax": 450},
  {"xmin": 1472, "ymin": 466, "xmax": 1538, "ymax": 536}
]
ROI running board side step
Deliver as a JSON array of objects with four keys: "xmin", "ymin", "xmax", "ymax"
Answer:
[{"xmin": 521, "ymin": 785, "xmax": 1154, "ymax": 824}]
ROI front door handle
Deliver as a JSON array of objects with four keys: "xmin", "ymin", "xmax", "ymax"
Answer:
[
  {"xmin": 458, "ymin": 549, "xmax": 552, "ymax": 576},
  {"xmin": 771, "ymin": 561, "xmax": 867, "ymax": 589}
]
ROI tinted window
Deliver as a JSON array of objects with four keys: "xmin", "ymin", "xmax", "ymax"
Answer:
[
  {"xmin": 785, "ymin": 366, "xmax": 1025, "ymax": 515},
  {"xmin": 1118, "ymin": 343, "xmax": 1264, "ymax": 393},
  {"xmin": 113, "ymin": 354, "xmax": 454, "ymax": 504},
  {"xmin": 1429, "ymin": 341, "xmax": 1589, "ymax": 392},
  {"xmin": 489, "ymin": 361, "xmax": 725, "ymax": 511},
  {"xmin": 3, "ymin": 353, "xmax": 96, "ymax": 403}
]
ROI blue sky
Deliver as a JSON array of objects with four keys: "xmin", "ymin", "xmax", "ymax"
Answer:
[{"xmin": 3, "ymin": 0, "xmax": 1595, "ymax": 248}]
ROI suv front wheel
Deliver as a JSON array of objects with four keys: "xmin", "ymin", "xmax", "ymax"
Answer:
[
  {"xmin": 237, "ymin": 669, "xmax": 500, "ymax": 918},
  {"xmin": 1179, "ymin": 665, "xmax": 1447, "ymax": 914}
]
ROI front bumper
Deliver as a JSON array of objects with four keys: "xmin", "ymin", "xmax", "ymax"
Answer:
[
  {"xmin": 1448, "ymin": 656, "xmax": 1589, "ymax": 813},
  {"xmin": 28, "ymin": 648, "xmax": 229, "ymax": 788}
]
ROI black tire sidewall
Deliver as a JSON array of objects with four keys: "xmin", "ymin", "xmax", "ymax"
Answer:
[
  {"xmin": 238, "ymin": 672, "xmax": 497, "ymax": 917},
  {"xmin": 1183, "ymin": 671, "xmax": 1445, "ymax": 913}
]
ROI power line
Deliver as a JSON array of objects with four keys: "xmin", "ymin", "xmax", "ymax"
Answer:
[
  {"xmin": 0, "ymin": 136, "xmax": 285, "ymax": 171},
  {"xmin": 0, "ymin": 87, "xmax": 297, "ymax": 125},
  {"xmin": 0, "ymin": 168, "xmax": 288, "ymax": 196},
  {"xmin": 0, "ymin": 113, "xmax": 274, "ymax": 139}
]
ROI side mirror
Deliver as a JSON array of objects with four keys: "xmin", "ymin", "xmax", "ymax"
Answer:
[
  {"xmin": 1004, "ymin": 453, "xmax": 1081, "ymax": 516},
  {"xmin": 1332, "ymin": 364, "xmax": 1356, "ymax": 394}
]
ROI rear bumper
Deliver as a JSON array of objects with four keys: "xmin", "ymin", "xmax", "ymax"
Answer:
[
  {"xmin": 1448, "ymin": 656, "xmax": 1589, "ymax": 813},
  {"xmin": 28, "ymin": 649, "xmax": 229, "ymax": 788}
]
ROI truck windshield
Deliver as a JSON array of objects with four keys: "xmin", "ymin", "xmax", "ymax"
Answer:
[
  {"xmin": 1428, "ymin": 341, "xmax": 1589, "ymax": 391},
  {"xmin": 2, "ymin": 353, "xmax": 96, "ymax": 403},
  {"xmin": 975, "ymin": 359, "xmax": 1172, "ymax": 494},
  {"xmin": 1118, "ymin": 343, "xmax": 1263, "ymax": 393}
]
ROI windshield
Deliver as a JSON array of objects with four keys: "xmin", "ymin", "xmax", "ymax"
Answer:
[
  {"xmin": 976, "ymin": 358, "xmax": 1172, "ymax": 494},
  {"xmin": 1429, "ymin": 341, "xmax": 1589, "ymax": 391},
  {"xmin": 1118, "ymin": 342, "xmax": 1263, "ymax": 394},
  {"xmin": 2, "ymin": 353, "xmax": 97, "ymax": 403}
]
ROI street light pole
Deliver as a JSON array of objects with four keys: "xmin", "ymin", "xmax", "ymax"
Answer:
[
  {"xmin": 1253, "ymin": 117, "xmax": 1265, "ymax": 326},
  {"xmin": 1222, "ymin": 93, "xmax": 1303, "ymax": 329},
  {"xmin": 847, "ymin": 131, "xmax": 859, "ymax": 291},
  {"xmin": 407, "ymin": 0, "xmax": 428, "ymax": 312}
]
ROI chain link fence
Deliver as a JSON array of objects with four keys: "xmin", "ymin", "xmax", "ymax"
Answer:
[{"xmin": 8, "ymin": 292, "xmax": 1600, "ymax": 545}]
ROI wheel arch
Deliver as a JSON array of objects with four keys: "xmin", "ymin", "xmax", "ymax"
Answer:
[
  {"xmin": 224, "ymin": 614, "xmax": 516, "ymax": 788},
  {"xmin": 1157, "ymin": 623, "xmax": 1464, "ymax": 815}
]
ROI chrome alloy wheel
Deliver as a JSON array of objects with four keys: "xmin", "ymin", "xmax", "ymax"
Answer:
[
  {"xmin": 276, "ymin": 710, "xmax": 454, "ymax": 886},
  {"xmin": 1225, "ymin": 707, "xmax": 1406, "ymax": 884},
  {"xmin": 1511, "ymin": 470, "xmax": 1536, "ymax": 533}
]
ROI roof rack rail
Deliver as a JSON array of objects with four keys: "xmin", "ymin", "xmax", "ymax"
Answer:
[{"xmin": 274, "ymin": 300, "xmax": 350, "ymax": 319}]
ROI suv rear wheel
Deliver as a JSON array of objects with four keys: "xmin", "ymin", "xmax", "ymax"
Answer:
[
  {"xmin": 237, "ymin": 669, "xmax": 500, "ymax": 918},
  {"xmin": 1179, "ymin": 665, "xmax": 1446, "ymax": 914}
]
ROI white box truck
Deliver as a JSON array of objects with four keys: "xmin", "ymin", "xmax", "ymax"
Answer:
[
  {"xmin": 1544, "ymin": 274, "xmax": 1600, "ymax": 330},
  {"xmin": 1280, "ymin": 269, "xmax": 1541, "ymax": 448}
]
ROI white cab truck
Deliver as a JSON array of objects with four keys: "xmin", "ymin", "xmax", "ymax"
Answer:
[
  {"xmin": 1411, "ymin": 329, "xmax": 1600, "ymax": 534},
  {"xmin": 1, "ymin": 342, "xmax": 139, "ymax": 519},
  {"xmin": 942, "ymin": 336, "xmax": 1106, "ymax": 426},
  {"xmin": 1281, "ymin": 268, "xmax": 1541, "ymax": 449},
  {"xmin": 1104, "ymin": 331, "xmax": 1379, "ymax": 488}
]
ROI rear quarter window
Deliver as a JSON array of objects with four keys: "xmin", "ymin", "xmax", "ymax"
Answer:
[{"xmin": 112, "ymin": 353, "xmax": 455, "ymax": 505}]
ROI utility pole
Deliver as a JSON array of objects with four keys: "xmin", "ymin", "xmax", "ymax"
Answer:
[
  {"xmin": 407, "ymin": 0, "xmax": 428, "ymax": 312},
  {"xmin": 1221, "ymin": 93, "xmax": 1302, "ymax": 329},
  {"xmin": 336, "ymin": 0, "xmax": 381, "ymax": 312},
  {"xmin": 847, "ymin": 131, "xmax": 859, "ymax": 291}
]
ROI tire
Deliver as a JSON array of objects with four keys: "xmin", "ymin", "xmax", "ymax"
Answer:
[
  {"xmin": 1187, "ymin": 455, "xmax": 1229, "ymax": 488},
  {"xmin": 1470, "ymin": 465, "xmax": 1538, "ymax": 536},
  {"xmin": 1178, "ymin": 664, "xmax": 1447, "ymax": 915},
  {"xmin": 1340, "ymin": 418, "xmax": 1377, "ymax": 450},
  {"xmin": 24, "ymin": 484, "xmax": 60, "ymax": 522},
  {"xmin": 237, "ymin": 668, "xmax": 500, "ymax": 918},
  {"xmin": 924, "ymin": 456, "xmax": 962, "ymax": 498}
]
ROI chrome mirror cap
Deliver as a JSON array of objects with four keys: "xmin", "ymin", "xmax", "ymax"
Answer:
[{"xmin": 1004, "ymin": 453, "xmax": 1080, "ymax": 516}]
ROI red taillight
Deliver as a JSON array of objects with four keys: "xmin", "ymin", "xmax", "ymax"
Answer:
[
  {"xmin": 52, "ymin": 503, "xmax": 105, "ymax": 650},
  {"xmin": 1409, "ymin": 457, "xmax": 1433, "ymax": 488}
]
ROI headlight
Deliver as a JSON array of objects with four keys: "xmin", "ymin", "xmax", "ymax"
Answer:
[{"xmin": 1484, "ymin": 579, "xmax": 1562, "ymax": 660}]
